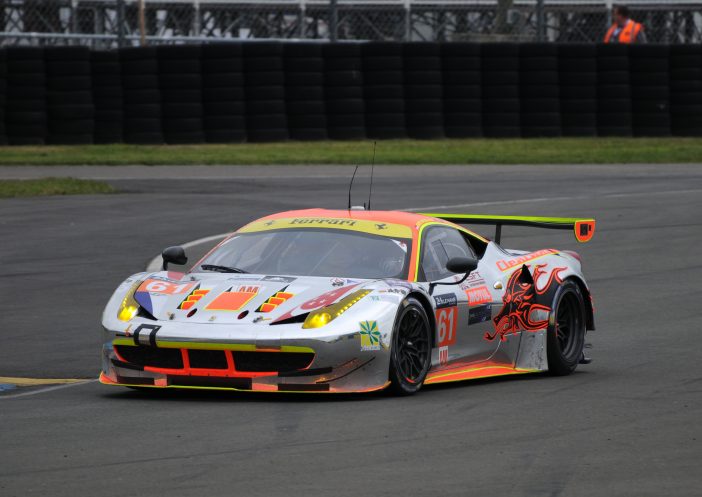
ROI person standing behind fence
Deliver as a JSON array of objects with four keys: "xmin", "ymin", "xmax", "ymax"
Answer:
[{"xmin": 604, "ymin": 6, "xmax": 646, "ymax": 43}]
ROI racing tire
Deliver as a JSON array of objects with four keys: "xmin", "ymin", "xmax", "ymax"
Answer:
[
  {"xmin": 289, "ymin": 128, "xmax": 328, "ymax": 141},
  {"xmin": 202, "ymin": 43, "xmax": 243, "ymax": 59},
  {"xmin": 483, "ymin": 85, "xmax": 519, "ymax": 99},
  {"xmin": 444, "ymin": 84, "xmax": 481, "ymax": 100},
  {"xmin": 205, "ymin": 131, "xmax": 247, "ymax": 144},
  {"xmin": 404, "ymin": 57, "xmax": 441, "ymax": 71},
  {"xmin": 389, "ymin": 297, "xmax": 432, "ymax": 395},
  {"xmin": 520, "ymin": 71, "xmax": 559, "ymax": 86},
  {"xmin": 323, "ymin": 44, "xmax": 361, "ymax": 59},
  {"xmin": 443, "ymin": 70, "xmax": 482, "ymax": 86},
  {"xmin": 326, "ymin": 70, "xmax": 363, "ymax": 86},
  {"xmin": 244, "ymin": 57, "xmax": 284, "ymax": 72},
  {"xmin": 547, "ymin": 280, "xmax": 586, "ymax": 376},
  {"xmin": 284, "ymin": 58, "xmax": 323, "ymax": 72},
  {"xmin": 203, "ymin": 73, "xmax": 244, "ymax": 87},
  {"xmin": 441, "ymin": 42, "xmax": 481, "ymax": 57},
  {"xmin": 285, "ymin": 71, "xmax": 324, "ymax": 86},
  {"xmin": 289, "ymin": 86, "xmax": 326, "ymax": 100},
  {"xmin": 327, "ymin": 127, "xmax": 366, "ymax": 140}
]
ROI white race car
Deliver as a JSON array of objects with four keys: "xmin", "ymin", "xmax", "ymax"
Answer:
[{"xmin": 100, "ymin": 208, "xmax": 595, "ymax": 395}]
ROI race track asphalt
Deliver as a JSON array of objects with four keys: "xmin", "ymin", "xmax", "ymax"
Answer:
[{"xmin": 1, "ymin": 164, "xmax": 701, "ymax": 496}]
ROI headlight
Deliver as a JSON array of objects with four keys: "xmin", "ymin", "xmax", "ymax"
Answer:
[
  {"xmin": 117, "ymin": 280, "xmax": 142, "ymax": 322},
  {"xmin": 302, "ymin": 289, "xmax": 371, "ymax": 329}
]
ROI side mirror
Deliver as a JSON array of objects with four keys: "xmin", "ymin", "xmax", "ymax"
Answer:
[
  {"xmin": 161, "ymin": 246, "xmax": 187, "ymax": 270},
  {"xmin": 446, "ymin": 256, "xmax": 478, "ymax": 275},
  {"xmin": 429, "ymin": 256, "xmax": 478, "ymax": 295}
]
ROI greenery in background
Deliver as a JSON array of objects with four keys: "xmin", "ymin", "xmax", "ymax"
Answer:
[
  {"xmin": 0, "ymin": 178, "xmax": 116, "ymax": 198},
  {"xmin": 0, "ymin": 138, "xmax": 700, "ymax": 165}
]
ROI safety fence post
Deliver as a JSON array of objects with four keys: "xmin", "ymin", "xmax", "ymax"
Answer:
[
  {"xmin": 536, "ymin": 0, "xmax": 545, "ymax": 41},
  {"xmin": 329, "ymin": 0, "xmax": 338, "ymax": 42},
  {"xmin": 116, "ymin": 0, "xmax": 126, "ymax": 48}
]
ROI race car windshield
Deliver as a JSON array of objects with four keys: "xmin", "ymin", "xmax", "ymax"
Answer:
[{"xmin": 195, "ymin": 229, "xmax": 412, "ymax": 280}]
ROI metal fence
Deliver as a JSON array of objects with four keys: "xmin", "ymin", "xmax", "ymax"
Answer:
[{"xmin": 1, "ymin": 0, "xmax": 701, "ymax": 47}]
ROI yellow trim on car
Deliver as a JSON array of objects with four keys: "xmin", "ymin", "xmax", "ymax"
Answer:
[
  {"xmin": 412, "ymin": 220, "xmax": 486, "ymax": 281},
  {"xmin": 112, "ymin": 338, "xmax": 313, "ymax": 354},
  {"xmin": 238, "ymin": 216, "xmax": 413, "ymax": 239}
]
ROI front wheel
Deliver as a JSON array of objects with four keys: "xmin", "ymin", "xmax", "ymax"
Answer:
[
  {"xmin": 388, "ymin": 297, "xmax": 432, "ymax": 395},
  {"xmin": 547, "ymin": 280, "xmax": 586, "ymax": 376}
]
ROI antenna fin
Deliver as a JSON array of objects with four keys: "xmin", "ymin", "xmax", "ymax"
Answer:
[
  {"xmin": 348, "ymin": 164, "xmax": 359, "ymax": 210},
  {"xmin": 367, "ymin": 141, "xmax": 376, "ymax": 210}
]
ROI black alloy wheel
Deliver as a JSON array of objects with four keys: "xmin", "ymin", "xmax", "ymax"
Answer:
[
  {"xmin": 547, "ymin": 280, "xmax": 586, "ymax": 375},
  {"xmin": 389, "ymin": 297, "xmax": 432, "ymax": 395}
]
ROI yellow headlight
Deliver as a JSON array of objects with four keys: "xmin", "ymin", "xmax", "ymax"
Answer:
[
  {"xmin": 305, "ymin": 312, "xmax": 332, "ymax": 328},
  {"xmin": 302, "ymin": 290, "xmax": 371, "ymax": 329},
  {"xmin": 118, "ymin": 304, "xmax": 139, "ymax": 322},
  {"xmin": 117, "ymin": 280, "xmax": 142, "ymax": 322}
]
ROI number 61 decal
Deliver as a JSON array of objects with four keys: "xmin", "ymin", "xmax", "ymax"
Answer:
[
  {"xmin": 436, "ymin": 306, "xmax": 458, "ymax": 347},
  {"xmin": 138, "ymin": 278, "xmax": 195, "ymax": 295}
]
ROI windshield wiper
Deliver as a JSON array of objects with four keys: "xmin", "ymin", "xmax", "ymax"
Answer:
[{"xmin": 200, "ymin": 264, "xmax": 249, "ymax": 274}]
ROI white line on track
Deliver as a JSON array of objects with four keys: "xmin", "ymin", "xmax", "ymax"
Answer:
[
  {"xmin": 403, "ymin": 188, "xmax": 702, "ymax": 212},
  {"xmin": 403, "ymin": 195, "xmax": 589, "ymax": 212},
  {"xmin": 55, "ymin": 174, "xmax": 352, "ymax": 181},
  {"xmin": 0, "ymin": 379, "xmax": 97, "ymax": 400}
]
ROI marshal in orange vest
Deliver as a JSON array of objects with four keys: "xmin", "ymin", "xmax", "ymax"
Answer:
[{"xmin": 604, "ymin": 18, "xmax": 644, "ymax": 44}]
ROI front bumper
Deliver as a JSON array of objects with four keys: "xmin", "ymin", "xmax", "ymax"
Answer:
[{"xmin": 100, "ymin": 320, "xmax": 392, "ymax": 393}]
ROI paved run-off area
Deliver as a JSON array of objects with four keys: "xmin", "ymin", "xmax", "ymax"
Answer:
[{"xmin": 0, "ymin": 164, "xmax": 700, "ymax": 496}]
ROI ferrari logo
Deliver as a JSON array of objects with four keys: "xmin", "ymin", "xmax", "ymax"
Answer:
[
  {"xmin": 375, "ymin": 223, "xmax": 387, "ymax": 230},
  {"xmin": 359, "ymin": 321, "xmax": 381, "ymax": 351}
]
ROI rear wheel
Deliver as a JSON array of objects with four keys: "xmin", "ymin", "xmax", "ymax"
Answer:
[
  {"xmin": 547, "ymin": 280, "xmax": 586, "ymax": 375},
  {"xmin": 389, "ymin": 297, "xmax": 432, "ymax": 395}
]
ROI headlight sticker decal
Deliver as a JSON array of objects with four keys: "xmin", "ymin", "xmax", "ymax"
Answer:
[
  {"xmin": 257, "ymin": 287, "xmax": 295, "ymax": 313},
  {"xmin": 179, "ymin": 286, "xmax": 209, "ymax": 310}
]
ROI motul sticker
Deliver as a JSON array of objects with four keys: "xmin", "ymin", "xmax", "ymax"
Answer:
[{"xmin": 465, "ymin": 286, "xmax": 491, "ymax": 305}]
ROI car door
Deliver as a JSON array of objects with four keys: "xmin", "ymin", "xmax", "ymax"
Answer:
[{"xmin": 419, "ymin": 225, "xmax": 499, "ymax": 367}]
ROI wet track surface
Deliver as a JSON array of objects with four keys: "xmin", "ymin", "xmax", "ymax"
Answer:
[{"xmin": 1, "ymin": 164, "xmax": 701, "ymax": 496}]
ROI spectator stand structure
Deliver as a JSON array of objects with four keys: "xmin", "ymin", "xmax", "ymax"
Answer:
[{"xmin": 0, "ymin": 1, "xmax": 701, "ymax": 47}]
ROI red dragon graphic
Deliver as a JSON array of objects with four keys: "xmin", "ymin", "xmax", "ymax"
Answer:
[{"xmin": 485, "ymin": 265, "xmax": 566, "ymax": 341}]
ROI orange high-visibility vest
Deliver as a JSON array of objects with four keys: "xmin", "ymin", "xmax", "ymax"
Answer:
[{"xmin": 604, "ymin": 19, "xmax": 643, "ymax": 44}]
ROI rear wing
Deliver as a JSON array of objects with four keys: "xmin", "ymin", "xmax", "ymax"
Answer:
[{"xmin": 419, "ymin": 213, "xmax": 596, "ymax": 244}]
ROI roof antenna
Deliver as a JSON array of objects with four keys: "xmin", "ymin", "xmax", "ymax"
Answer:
[
  {"xmin": 347, "ymin": 164, "xmax": 359, "ymax": 210},
  {"xmin": 367, "ymin": 141, "xmax": 376, "ymax": 210}
]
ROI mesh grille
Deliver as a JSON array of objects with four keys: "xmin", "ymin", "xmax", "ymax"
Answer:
[
  {"xmin": 233, "ymin": 351, "xmax": 314, "ymax": 372},
  {"xmin": 188, "ymin": 349, "xmax": 228, "ymax": 370},
  {"xmin": 114, "ymin": 345, "xmax": 183, "ymax": 369}
]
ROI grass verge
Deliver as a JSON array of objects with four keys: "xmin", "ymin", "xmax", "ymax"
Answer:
[
  {"xmin": 0, "ymin": 138, "xmax": 700, "ymax": 165},
  {"xmin": 0, "ymin": 178, "xmax": 116, "ymax": 198}
]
